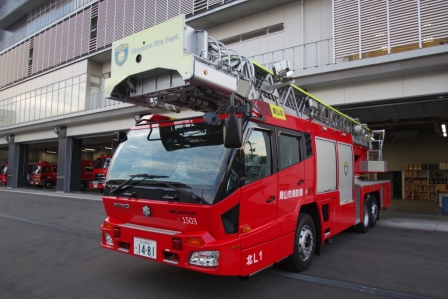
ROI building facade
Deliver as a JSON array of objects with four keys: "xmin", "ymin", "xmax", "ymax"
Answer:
[{"xmin": 0, "ymin": 0, "xmax": 447, "ymax": 194}]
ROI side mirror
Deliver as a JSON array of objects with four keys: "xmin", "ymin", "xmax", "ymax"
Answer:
[{"xmin": 224, "ymin": 105, "xmax": 243, "ymax": 148}]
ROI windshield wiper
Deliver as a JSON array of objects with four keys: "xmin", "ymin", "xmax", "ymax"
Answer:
[{"xmin": 111, "ymin": 173, "xmax": 168, "ymax": 195}]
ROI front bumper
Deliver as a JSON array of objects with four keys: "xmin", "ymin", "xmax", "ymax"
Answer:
[{"xmin": 101, "ymin": 217, "xmax": 243, "ymax": 276}]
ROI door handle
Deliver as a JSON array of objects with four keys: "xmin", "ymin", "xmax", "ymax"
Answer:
[
  {"xmin": 266, "ymin": 196, "xmax": 276, "ymax": 203},
  {"xmin": 298, "ymin": 180, "xmax": 304, "ymax": 185}
]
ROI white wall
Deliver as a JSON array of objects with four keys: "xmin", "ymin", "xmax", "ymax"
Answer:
[
  {"xmin": 208, "ymin": 0, "xmax": 332, "ymax": 57},
  {"xmin": 307, "ymin": 68, "xmax": 448, "ymax": 106}
]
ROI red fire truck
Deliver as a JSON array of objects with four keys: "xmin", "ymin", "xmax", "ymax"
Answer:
[
  {"xmin": 0, "ymin": 163, "xmax": 7, "ymax": 185},
  {"xmin": 28, "ymin": 161, "xmax": 58, "ymax": 189},
  {"xmin": 80, "ymin": 159, "xmax": 94, "ymax": 190},
  {"xmin": 100, "ymin": 16, "xmax": 390, "ymax": 278},
  {"xmin": 88, "ymin": 154, "xmax": 112, "ymax": 191}
]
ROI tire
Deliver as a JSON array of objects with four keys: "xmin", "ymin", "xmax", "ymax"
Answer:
[
  {"xmin": 80, "ymin": 181, "xmax": 87, "ymax": 191},
  {"xmin": 355, "ymin": 200, "xmax": 370, "ymax": 233},
  {"xmin": 99, "ymin": 188, "xmax": 104, "ymax": 193},
  {"xmin": 44, "ymin": 180, "xmax": 54, "ymax": 189},
  {"xmin": 369, "ymin": 196, "xmax": 378, "ymax": 228},
  {"xmin": 286, "ymin": 213, "xmax": 316, "ymax": 272}
]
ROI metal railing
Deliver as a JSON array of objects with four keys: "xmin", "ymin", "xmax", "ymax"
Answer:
[{"xmin": 249, "ymin": 39, "xmax": 333, "ymax": 71}]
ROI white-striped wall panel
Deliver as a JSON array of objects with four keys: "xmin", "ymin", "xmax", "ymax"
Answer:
[
  {"xmin": 334, "ymin": 0, "xmax": 359, "ymax": 57},
  {"xmin": 420, "ymin": 0, "xmax": 448, "ymax": 40},
  {"xmin": 82, "ymin": 9, "xmax": 91, "ymax": 54},
  {"xmin": 389, "ymin": 0, "xmax": 419, "ymax": 47},
  {"xmin": 360, "ymin": 0, "xmax": 388, "ymax": 52}
]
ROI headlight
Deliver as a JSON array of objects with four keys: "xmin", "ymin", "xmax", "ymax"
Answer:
[
  {"xmin": 104, "ymin": 232, "xmax": 114, "ymax": 247},
  {"xmin": 189, "ymin": 251, "xmax": 219, "ymax": 267}
]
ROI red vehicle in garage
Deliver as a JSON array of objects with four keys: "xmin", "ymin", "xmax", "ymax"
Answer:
[
  {"xmin": 0, "ymin": 163, "xmax": 7, "ymax": 185},
  {"xmin": 100, "ymin": 16, "xmax": 390, "ymax": 278},
  {"xmin": 89, "ymin": 154, "xmax": 112, "ymax": 191},
  {"xmin": 28, "ymin": 161, "xmax": 58, "ymax": 189},
  {"xmin": 80, "ymin": 159, "xmax": 94, "ymax": 190}
]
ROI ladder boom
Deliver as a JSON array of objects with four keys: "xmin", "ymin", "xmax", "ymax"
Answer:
[{"xmin": 105, "ymin": 15, "xmax": 371, "ymax": 147}]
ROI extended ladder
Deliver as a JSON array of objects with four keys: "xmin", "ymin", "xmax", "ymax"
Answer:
[{"xmin": 105, "ymin": 15, "xmax": 371, "ymax": 147}]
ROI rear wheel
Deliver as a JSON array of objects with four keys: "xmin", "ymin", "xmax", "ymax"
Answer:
[
  {"xmin": 355, "ymin": 199, "xmax": 370, "ymax": 233},
  {"xmin": 369, "ymin": 196, "xmax": 378, "ymax": 227},
  {"xmin": 286, "ymin": 213, "xmax": 316, "ymax": 272}
]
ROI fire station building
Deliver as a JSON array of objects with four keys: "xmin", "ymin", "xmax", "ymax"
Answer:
[{"xmin": 0, "ymin": 0, "xmax": 447, "ymax": 199}]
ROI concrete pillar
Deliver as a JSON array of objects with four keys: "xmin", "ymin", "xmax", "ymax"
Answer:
[
  {"xmin": 70, "ymin": 139, "xmax": 83, "ymax": 192},
  {"xmin": 56, "ymin": 127, "xmax": 71, "ymax": 193},
  {"xmin": 7, "ymin": 135, "xmax": 29, "ymax": 188}
]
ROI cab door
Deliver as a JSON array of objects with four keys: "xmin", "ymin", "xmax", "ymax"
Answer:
[
  {"xmin": 276, "ymin": 128, "xmax": 307, "ymax": 235},
  {"xmin": 239, "ymin": 124, "xmax": 278, "ymax": 248}
]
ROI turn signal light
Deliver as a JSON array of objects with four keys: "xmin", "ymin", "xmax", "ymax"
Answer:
[
  {"xmin": 186, "ymin": 237, "xmax": 203, "ymax": 246},
  {"xmin": 103, "ymin": 220, "xmax": 114, "ymax": 230},
  {"xmin": 241, "ymin": 225, "xmax": 251, "ymax": 233}
]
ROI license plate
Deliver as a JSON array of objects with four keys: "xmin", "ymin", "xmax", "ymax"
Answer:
[
  {"xmin": 134, "ymin": 237, "xmax": 157, "ymax": 259},
  {"xmin": 93, "ymin": 181, "xmax": 98, "ymax": 188}
]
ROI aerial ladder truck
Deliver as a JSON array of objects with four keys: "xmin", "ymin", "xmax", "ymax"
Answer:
[{"xmin": 100, "ymin": 15, "xmax": 390, "ymax": 278}]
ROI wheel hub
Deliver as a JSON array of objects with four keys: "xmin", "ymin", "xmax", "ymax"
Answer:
[{"xmin": 298, "ymin": 225, "xmax": 314, "ymax": 261}]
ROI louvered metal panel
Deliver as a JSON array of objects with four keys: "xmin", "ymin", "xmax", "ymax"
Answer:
[
  {"xmin": 61, "ymin": 20, "xmax": 70, "ymax": 63},
  {"xmin": 420, "ymin": 0, "xmax": 448, "ymax": 40},
  {"xmin": 133, "ymin": 0, "xmax": 145, "ymax": 33},
  {"xmin": 43, "ymin": 30, "xmax": 50, "ymax": 71},
  {"xmin": 114, "ymin": 0, "xmax": 125, "ymax": 41},
  {"xmin": 144, "ymin": 0, "xmax": 156, "ymax": 29},
  {"xmin": 168, "ymin": 0, "xmax": 181, "ymax": 20},
  {"xmin": 334, "ymin": 0, "xmax": 359, "ymax": 58},
  {"xmin": 316, "ymin": 138, "xmax": 337, "ymax": 193},
  {"xmin": 74, "ymin": 12, "xmax": 83, "ymax": 58},
  {"xmin": 97, "ymin": 0, "xmax": 107, "ymax": 48},
  {"xmin": 33, "ymin": 33, "xmax": 42, "ymax": 73},
  {"xmin": 28, "ymin": 37, "xmax": 34, "ymax": 76},
  {"xmin": 389, "ymin": 0, "xmax": 419, "ymax": 47},
  {"xmin": 83, "ymin": 8, "xmax": 92, "ymax": 54},
  {"xmin": 123, "ymin": 2, "xmax": 134, "ymax": 38},
  {"xmin": 156, "ymin": 0, "xmax": 168, "ymax": 25},
  {"xmin": 180, "ymin": 0, "xmax": 194, "ymax": 15},
  {"xmin": 360, "ymin": 0, "xmax": 388, "ymax": 53},
  {"xmin": 105, "ymin": 0, "xmax": 115, "ymax": 46},
  {"xmin": 68, "ymin": 16, "xmax": 77, "ymax": 61}
]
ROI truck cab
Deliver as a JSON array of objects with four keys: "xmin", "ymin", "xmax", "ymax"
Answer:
[
  {"xmin": 89, "ymin": 154, "xmax": 112, "ymax": 191},
  {"xmin": 28, "ymin": 161, "xmax": 58, "ymax": 189}
]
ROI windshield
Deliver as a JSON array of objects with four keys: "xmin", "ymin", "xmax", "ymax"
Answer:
[
  {"xmin": 106, "ymin": 121, "xmax": 229, "ymax": 204},
  {"xmin": 0, "ymin": 165, "xmax": 7, "ymax": 174},
  {"xmin": 94, "ymin": 158, "xmax": 110, "ymax": 169},
  {"xmin": 31, "ymin": 166, "xmax": 41, "ymax": 175}
]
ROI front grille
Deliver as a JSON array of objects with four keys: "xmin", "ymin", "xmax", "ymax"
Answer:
[
  {"xmin": 94, "ymin": 174, "xmax": 106, "ymax": 181},
  {"xmin": 118, "ymin": 242, "xmax": 130, "ymax": 252}
]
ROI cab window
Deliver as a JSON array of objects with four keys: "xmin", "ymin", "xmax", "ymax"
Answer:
[
  {"xmin": 278, "ymin": 133, "xmax": 301, "ymax": 170},
  {"xmin": 244, "ymin": 129, "xmax": 272, "ymax": 184}
]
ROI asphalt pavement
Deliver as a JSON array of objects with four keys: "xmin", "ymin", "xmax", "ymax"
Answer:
[{"xmin": 1, "ymin": 187, "xmax": 448, "ymax": 232}]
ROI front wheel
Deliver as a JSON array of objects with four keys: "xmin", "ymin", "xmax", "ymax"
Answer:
[
  {"xmin": 44, "ymin": 180, "xmax": 54, "ymax": 189},
  {"xmin": 286, "ymin": 213, "xmax": 316, "ymax": 272}
]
